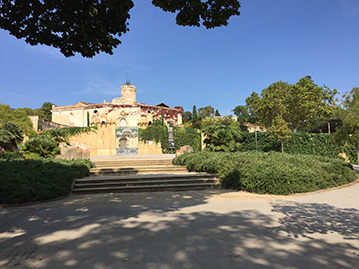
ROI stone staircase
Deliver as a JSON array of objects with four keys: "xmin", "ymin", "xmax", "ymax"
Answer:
[{"xmin": 73, "ymin": 157, "xmax": 221, "ymax": 193}]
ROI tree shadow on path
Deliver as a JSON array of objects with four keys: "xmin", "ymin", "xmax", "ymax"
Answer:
[{"xmin": 1, "ymin": 194, "xmax": 359, "ymax": 268}]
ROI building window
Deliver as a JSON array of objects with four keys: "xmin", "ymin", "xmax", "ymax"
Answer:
[{"xmin": 120, "ymin": 118, "xmax": 127, "ymax": 127}]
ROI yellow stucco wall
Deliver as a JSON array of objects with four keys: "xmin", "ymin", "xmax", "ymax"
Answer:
[
  {"xmin": 68, "ymin": 123, "xmax": 117, "ymax": 156},
  {"xmin": 138, "ymin": 141, "xmax": 162, "ymax": 155}
]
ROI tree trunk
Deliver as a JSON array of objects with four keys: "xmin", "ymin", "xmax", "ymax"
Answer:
[
  {"xmin": 9, "ymin": 140, "xmax": 22, "ymax": 157},
  {"xmin": 281, "ymin": 140, "xmax": 284, "ymax": 153}
]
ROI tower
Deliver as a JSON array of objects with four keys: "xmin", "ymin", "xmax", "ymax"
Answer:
[
  {"xmin": 121, "ymin": 84, "xmax": 136, "ymax": 104},
  {"xmin": 112, "ymin": 84, "xmax": 137, "ymax": 104}
]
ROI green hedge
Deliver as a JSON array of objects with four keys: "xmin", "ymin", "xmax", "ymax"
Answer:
[
  {"xmin": 0, "ymin": 158, "xmax": 94, "ymax": 204},
  {"xmin": 236, "ymin": 132, "xmax": 357, "ymax": 164},
  {"xmin": 173, "ymin": 151, "xmax": 357, "ymax": 195},
  {"xmin": 139, "ymin": 125, "xmax": 201, "ymax": 152}
]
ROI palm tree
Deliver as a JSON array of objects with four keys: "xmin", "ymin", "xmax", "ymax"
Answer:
[{"xmin": 0, "ymin": 123, "xmax": 24, "ymax": 154}]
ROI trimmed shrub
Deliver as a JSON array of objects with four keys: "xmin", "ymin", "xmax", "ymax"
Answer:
[
  {"xmin": 0, "ymin": 152, "xmax": 22, "ymax": 160},
  {"xmin": 0, "ymin": 158, "xmax": 94, "ymax": 204},
  {"xmin": 173, "ymin": 151, "xmax": 357, "ymax": 195},
  {"xmin": 237, "ymin": 132, "xmax": 357, "ymax": 164}
]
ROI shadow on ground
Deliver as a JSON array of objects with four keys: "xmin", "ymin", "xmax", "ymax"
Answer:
[
  {"xmin": 1, "ymin": 193, "xmax": 359, "ymax": 268},
  {"xmin": 271, "ymin": 201, "xmax": 359, "ymax": 240}
]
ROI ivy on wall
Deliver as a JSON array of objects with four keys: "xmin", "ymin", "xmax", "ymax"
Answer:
[{"xmin": 138, "ymin": 125, "xmax": 201, "ymax": 153}]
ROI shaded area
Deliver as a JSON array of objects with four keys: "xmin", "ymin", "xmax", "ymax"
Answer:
[
  {"xmin": 1, "ymin": 196, "xmax": 359, "ymax": 268},
  {"xmin": 0, "ymin": 159, "xmax": 91, "ymax": 204},
  {"xmin": 271, "ymin": 202, "xmax": 359, "ymax": 240}
]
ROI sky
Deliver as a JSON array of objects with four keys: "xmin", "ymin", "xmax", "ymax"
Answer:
[{"xmin": 1, "ymin": 0, "xmax": 359, "ymax": 116}]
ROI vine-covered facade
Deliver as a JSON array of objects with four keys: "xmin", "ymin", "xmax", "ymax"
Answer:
[{"xmin": 51, "ymin": 84, "xmax": 183, "ymax": 156}]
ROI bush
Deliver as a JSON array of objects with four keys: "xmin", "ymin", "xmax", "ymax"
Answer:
[
  {"xmin": 139, "ymin": 125, "xmax": 201, "ymax": 152},
  {"xmin": 21, "ymin": 136, "xmax": 60, "ymax": 158},
  {"xmin": 0, "ymin": 158, "xmax": 94, "ymax": 204},
  {"xmin": 0, "ymin": 152, "xmax": 22, "ymax": 160},
  {"xmin": 236, "ymin": 132, "xmax": 358, "ymax": 164},
  {"xmin": 173, "ymin": 151, "xmax": 357, "ymax": 195}
]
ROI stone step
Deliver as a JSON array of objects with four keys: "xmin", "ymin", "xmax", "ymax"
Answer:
[
  {"xmin": 90, "ymin": 166, "xmax": 188, "ymax": 176},
  {"xmin": 76, "ymin": 173, "xmax": 218, "ymax": 184},
  {"xmin": 93, "ymin": 159, "xmax": 174, "ymax": 168},
  {"xmin": 73, "ymin": 173, "xmax": 221, "ymax": 194},
  {"xmin": 73, "ymin": 182, "xmax": 221, "ymax": 194},
  {"xmin": 74, "ymin": 178, "xmax": 219, "ymax": 189},
  {"xmin": 77, "ymin": 157, "xmax": 221, "ymax": 194}
]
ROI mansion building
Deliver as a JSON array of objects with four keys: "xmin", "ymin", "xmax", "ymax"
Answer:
[{"xmin": 51, "ymin": 84, "xmax": 183, "ymax": 156}]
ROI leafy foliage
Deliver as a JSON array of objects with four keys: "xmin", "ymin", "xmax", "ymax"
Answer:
[
  {"xmin": 246, "ymin": 76, "xmax": 338, "ymax": 132},
  {"xmin": 182, "ymin": 111, "xmax": 193, "ymax": 123},
  {"xmin": 192, "ymin": 105, "xmax": 198, "ymax": 120},
  {"xmin": 0, "ymin": 122, "xmax": 24, "ymax": 154},
  {"xmin": 173, "ymin": 151, "xmax": 357, "ymax": 195},
  {"xmin": 0, "ymin": 158, "xmax": 94, "ymax": 204},
  {"xmin": 203, "ymin": 124, "xmax": 241, "ymax": 152},
  {"xmin": 198, "ymin": 105, "xmax": 214, "ymax": 118},
  {"xmin": 335, "ymin": 87, "xmax": 359, "ymax": 164},
  {"xmin": 21, "ymin": 126, "xmax": 96, "ymax": 158},
  {"xmin": 268, "ymin": 115, "xmax": 291, "ymax": 153},
  {"xmin": 174, "ymin": 127, "xmax": 201, "ymax": 151},
  {"xmin": 139, "ymin": 124, "xmax": 201, "ymax": 152},
  {"xmin": 0, "ymin": 0, "xmax": 240, "ymax": 57},
  {"xmin": 35, "ymin": 102, "xmax": 54, "ymax": 121},
  {"xmin": 237, "ymin": 132, "xmax": 357, "ymax": 164},
  {"xmin": 0, "ymin": 152, "xmax": 22, "ymax": 161},
  {"xmin": 21, "ymin": 136, "xmax": 60, "ymax": 158},
  {"xmin": 232, "ymin": 105, "xmax": 252, "ymax": 123},
  {"xmin": 0, "ymin": 104, "xmax": 35, "ymax": 136}
]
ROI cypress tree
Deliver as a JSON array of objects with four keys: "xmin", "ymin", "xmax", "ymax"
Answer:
[{"xmin": 192, "ymin": 105, "xmax": 198, "ymax": 120}]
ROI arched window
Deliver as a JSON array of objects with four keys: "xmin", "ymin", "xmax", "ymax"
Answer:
[{"xmin": 120, "ymin": 118, "xmax": 127, "ymax": 127}]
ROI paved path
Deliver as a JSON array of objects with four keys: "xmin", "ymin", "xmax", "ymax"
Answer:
[{"xmin": 1, "ymin": 178, "xmax": 359, "ymax": 268}]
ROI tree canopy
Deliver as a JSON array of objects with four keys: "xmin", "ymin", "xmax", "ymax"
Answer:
[
  {"xmin": 198, "ymin": 105, "xmax": 214, "ymax": 118},
  {"xmin": 267, "ymin": 115, "xmax": 291, "ymax": 153},
  {"xmin": 0, "ymin": 104, "xmax": 35, "ymax": 136},
  {"xmin": 232, "ymin": 105, "xmax": 251, "ymax": 123},
  {"xmin": 0, "ymin": 0, "xmax": 241, "ymax": 57},
  {"xmin": 246, "ymin": 76, "xmax": 338, "ymax": 132},
  {"xmin": 335, "ymin": 87, "xmax": 359, "ymax": 164}
]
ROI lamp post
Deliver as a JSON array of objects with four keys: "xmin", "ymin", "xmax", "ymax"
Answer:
[{"xmin": 254, "ymin": 123, "xmax": 258, "ymax": 152}]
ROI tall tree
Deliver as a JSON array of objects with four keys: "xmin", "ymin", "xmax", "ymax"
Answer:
[
  {"xmin": 268, "ymin": 115, "xmax": 291, "ymax": 153},
  {"xmin": 246, "ymin": 77, "xmax": 338, "ymax": 132},
  {"xmin": 182, "ymin": 111, "xmax": 193, "ymax": 123},
  {"xmin": 335, "ymin": 87, "xmax": 359, "ymax": 164},
  {"xmin": 0, "ymin": 104, "xmax": 35, "ymax": 136},
  {"xmin": 286, "ymin": 76, "xmax": 337, "ymax": 132},
  {"xmin": 198, "ymin": 106, "xmax": 214, "ymax": 118},
  {"xmin": 215, "ymin": 109, "xmax": 221, "ymax": 116},
  {"xmin": 0, "ymin": 1, "xmax": 240, "ymax": 57},
  {"xmin": 35, "ymin": 102, "xmax": 54, "ymax": 121},
  {"xmin": 232, "ymin": 105, "xmax": 251, "ymax": 123},
  {"xmin": 244, "ymin": 92, "xmax": 260, "ymax": 123},
  {"xmin": 192, "ymin": 105, "xmax": 198, "ymax": 120}
]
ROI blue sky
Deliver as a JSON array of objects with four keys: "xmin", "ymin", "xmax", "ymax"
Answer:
[{"xmin": 1, "ymin": 0, "xmax": 359, "ymax": 116}]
